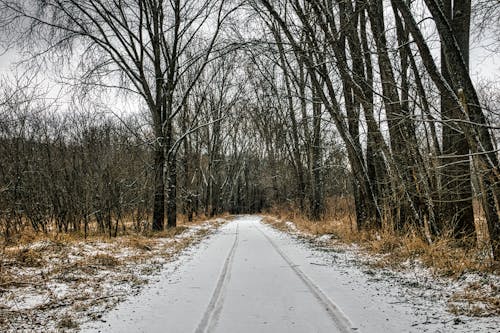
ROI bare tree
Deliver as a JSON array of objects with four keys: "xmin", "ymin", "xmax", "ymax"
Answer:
[{"xmin": 0, "ymin": 0, "xmax": 237, "ymax": 229}]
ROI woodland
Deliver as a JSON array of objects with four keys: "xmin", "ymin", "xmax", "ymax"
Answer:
[{"xmin": 0, "ymin": 0, "xmax": 499, "ymax": 260}]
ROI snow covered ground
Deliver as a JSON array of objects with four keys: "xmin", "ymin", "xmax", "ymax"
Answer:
[
  {"xmin": 81, "ymin": 215, "xmax": 499, "ymax": 332},
  {"xmin": 0, "ymin": 219, "xmax": 226, "ymax": 332}
]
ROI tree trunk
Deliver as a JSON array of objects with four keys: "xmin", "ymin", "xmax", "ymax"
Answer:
[
  {"xmin": 152, "ymin": 142, "xmax": 165, "ymax": 231},
  {"xmin": 393, "ymin": 0, "xmax": 500, "ymax": 257},
  {"xmin": 440, "ymin": 0, "xmax": 474, "ymax": 237},
  {"xmin": 310, "ymin": 85, "xmax": 324, "ymax": 220},
  {"xmin": 273, "ymin": 26, "xmax": 307, "ymax": 210},
  {"xmin": 165, "ymin": 119, "xmax": 177, "ymax": 228},
  {"xmin": 424, "ymin": 0, "xmax": 499, "ymax": 250},
  {"xmin": 166, "ymin": 155, "xmax": 177, "ymax": 228},
  {"xmin": 368, "ymin": 0, "xmax": 420, "ymax": 231}
]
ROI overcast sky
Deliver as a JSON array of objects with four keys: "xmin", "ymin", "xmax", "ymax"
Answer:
[
  {"xmin": 2, "ymin": 39, "xmax": 498, "ymax": 78},
  {"xmin": 0, "ymin": 7, "xmax": 498, "ymax": 98}
]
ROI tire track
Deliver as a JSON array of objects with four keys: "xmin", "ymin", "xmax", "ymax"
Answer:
[
  {"xmin": 195, "ymin": 222, "xmax": 239, "ymax": 333},
  {"xmin": 255, "ymin": 221, "xmax": 356, "ymax": 333}
]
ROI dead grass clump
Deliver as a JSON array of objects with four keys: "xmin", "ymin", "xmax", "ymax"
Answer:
[
  {"xmin": 419, "ymin": 239, "xmax": 484, "ymax": 277},
  {"xmin": 448, "ymin": 281, "xmax": 500, "ymax": 317},
  {"xmin": 165, "ymin": 226, "xmax": 189, "ymax": 237},
  {"xmin": 172, "ymin": 237, "xmax": 193, "ymax": 251},
  {"xmin": 364, "ymin": 232, "xmax": 403, "ymax": 254},
  {"xmin": 261, "ymin": 216, "xmax": 288, "ymax": 232},
  {"xmin": 400, "ymin": 235, "xmax": 428, "ymax": 257},
  {"xmin": 0, "ymin": 270, "xmax": 15, "ymax": 285},
  {"xmin": 176, "ymin": 212, "xmax": 232, "ymax": 226},
  {"xmin": 122, "ymin": 237, "xmax": 154, "ymax": 251},
  {"xmin": 349, "ymin": 231, "xmax": 492, "ymax": 276},
  {"xmin": 57, "ymin": 316, "xmax": 79, "ymax": 329},
  {"xmin": 194, "ymin": 228, "xmax": 211, "ymax": 238},
  {"xmin": 10, "ymin": 248, "xmax": 45, "ymax": 267},
  {"xmin": 92, "ymin": 253, "xmax": 120, "ymax": 267},
  {"xmin": 51, "ymin": 259, "xmax": 100, "ymax": 278},
  {"xmin": 264, "ymin": 198, "xmax": 356, "ymax": 238},
  {"xmin": 298, "ymin": 219, "xmax": 338, "ymax": 236},
  {"xmin": 13, "ymin": 228, "xmax": 39, "ymax": 245}
]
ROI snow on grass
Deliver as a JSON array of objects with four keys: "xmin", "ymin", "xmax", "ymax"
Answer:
[
  {"xmin": 0, "ymin": 217, "xmax": 228, "ymax": 332},
  {"xmin": 315, "ymin": 234, "xmax": 334, "ymax": 243},
  {"xmin": 264, "ymin": 217, "xmax": 500, "ymax": 332},
  {"xmin": 285, "ymin": 221, "xmax": 298, "ymax": 232}
]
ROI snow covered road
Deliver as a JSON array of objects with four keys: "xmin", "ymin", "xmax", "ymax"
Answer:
[{"xmin": 82, "ymin": 215, "xmax": 491, "ymax": 333}]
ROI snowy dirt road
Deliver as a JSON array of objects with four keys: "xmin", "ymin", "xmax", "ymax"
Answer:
[{"xmin": 82, "ymin": 216, "xmax": 497, "ymax": 333}]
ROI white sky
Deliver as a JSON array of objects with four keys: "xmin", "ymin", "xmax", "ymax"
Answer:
[
  {"xmin": 0, "ymin": 49, "xmax": 17, "ymax": 72},
  {"xmin": 0, "ymin": 7, "xmax": 498, "ymax": 109},
  {"xmin": 470, "ymin": 38, "xmax": 500, "ymax": 82}
]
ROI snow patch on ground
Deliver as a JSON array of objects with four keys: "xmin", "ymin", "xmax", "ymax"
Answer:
[
  {"xmin": 267, "ymin": 218, "xmax": 500, "ymax": 332},
  {"xmin": 284, "ymin": 221, "xmax": 298, "ymax": 232},
  {"xmin": 0, "ymin": 218, "xmax": 227, "ymax": 332},
  {"xmin": 315, "ymin": 234, "xmax": 334, "ymax": 243}
]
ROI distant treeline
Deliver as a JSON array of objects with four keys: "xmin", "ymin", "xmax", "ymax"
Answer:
[
  {"xmin": 0, "ymin": 84, "xmax": 349, "ymax": 240},
  {"xmin": 0, "ymin": 0, "xmax": 499, "ymax": 258}
]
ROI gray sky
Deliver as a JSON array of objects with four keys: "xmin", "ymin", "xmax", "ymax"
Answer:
[
  {"xmin": 0, "ymin": 49, "xmax": 17, "ymax": 72},
  {"xmin": 0, "ymin": 9, "xmax": 498, "ymax": 100},
  {"xmin": 1, "ymin": 39, "xmax": 498, "ymax": 80}
]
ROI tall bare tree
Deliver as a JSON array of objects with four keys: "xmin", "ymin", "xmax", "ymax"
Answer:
[{"xmin": 0, "ymin": 0, "xmax": 236, "ymax": 229}]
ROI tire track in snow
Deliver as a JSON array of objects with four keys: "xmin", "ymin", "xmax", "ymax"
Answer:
[
  {"xmin": 195, "ymin": 222, "xmax": 239, "ymax": 333},
  {"xmin": 255, "ymin": 221, "xmax": 356, "ymax": 333}
]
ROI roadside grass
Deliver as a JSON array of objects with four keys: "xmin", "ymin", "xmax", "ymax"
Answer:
[
  {"xmin": 2, "ymin": 211, "xmax": 232, "ymax": 246},
  {"xmin": 264, "ymin": 200, "xmax": 497, "ymax": 275},
  {"xmin": 262, "ymin": 199, "xmax": 499, "ymax": 317},
  {"xmin": 0, "ymin": 214, "xmax": 230, "ymax": 332}
]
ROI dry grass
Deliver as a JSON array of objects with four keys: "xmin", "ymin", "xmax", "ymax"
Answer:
[
  {"xmin": 9, "ymin": 248, "xmax": 46, "ymax": 267},
  {"xmin": 57, "ymin": 317, "xmax": 79, "ymax": 329},
  {"xmin": 91, "ymin": 253, "xmax": 121, "ymax": 267},
  {"xmin": 361, "ymin": 233, "xmax": 497, "ymax": 277},
  {"xmin": 263, "ymin": 198, "xmax": 500, "ymax": 317},
  {"xmin": 121, "ymin": 236, "xmax": 154, "ymax": 251},
  {"xmin": 145, "ymin": 225, "xmax": 189, "ymax": 238},
  {"xmin": 0, "ymin": 211, "xmax": 232, "ymax": 249},
  {"xmin": 264, "ymin": 198, "xmax": 498, "ymax": 276},
  {"xmin": 448, "ymin": 281, "xmax": 500, "ymax": 317},
  {"xmin": 0, "ymin": 214, "xmax": 231, "ymax": 332},
  {"xmin": 265, "ymin": 197, "xmax": 356, "ymax": 238}
]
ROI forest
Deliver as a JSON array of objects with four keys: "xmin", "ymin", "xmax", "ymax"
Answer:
[{"xmin": 0, "ymin": 0, "xmax": 499, "ymax": 260}]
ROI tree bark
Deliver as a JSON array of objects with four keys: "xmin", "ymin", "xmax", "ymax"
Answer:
[
  {"xmin": 440, "ymin": 0, "xmax": 474, "ymax": 237},
  {"xmin": 393, "ymin": 0, "xmax": 500, "ymax": 256},
  {"xmin": 152, "ymin": 139, "xmax": 165, "ymax": 231}
]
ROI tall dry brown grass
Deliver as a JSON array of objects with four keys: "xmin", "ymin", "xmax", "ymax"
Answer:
[
  {"xmin": 263, "ymin": 196, "xmax": 498, "ymax": 277},
  {"xmin": 0, "ymin": 212, "xmax": 231, "ymax": 248}
]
